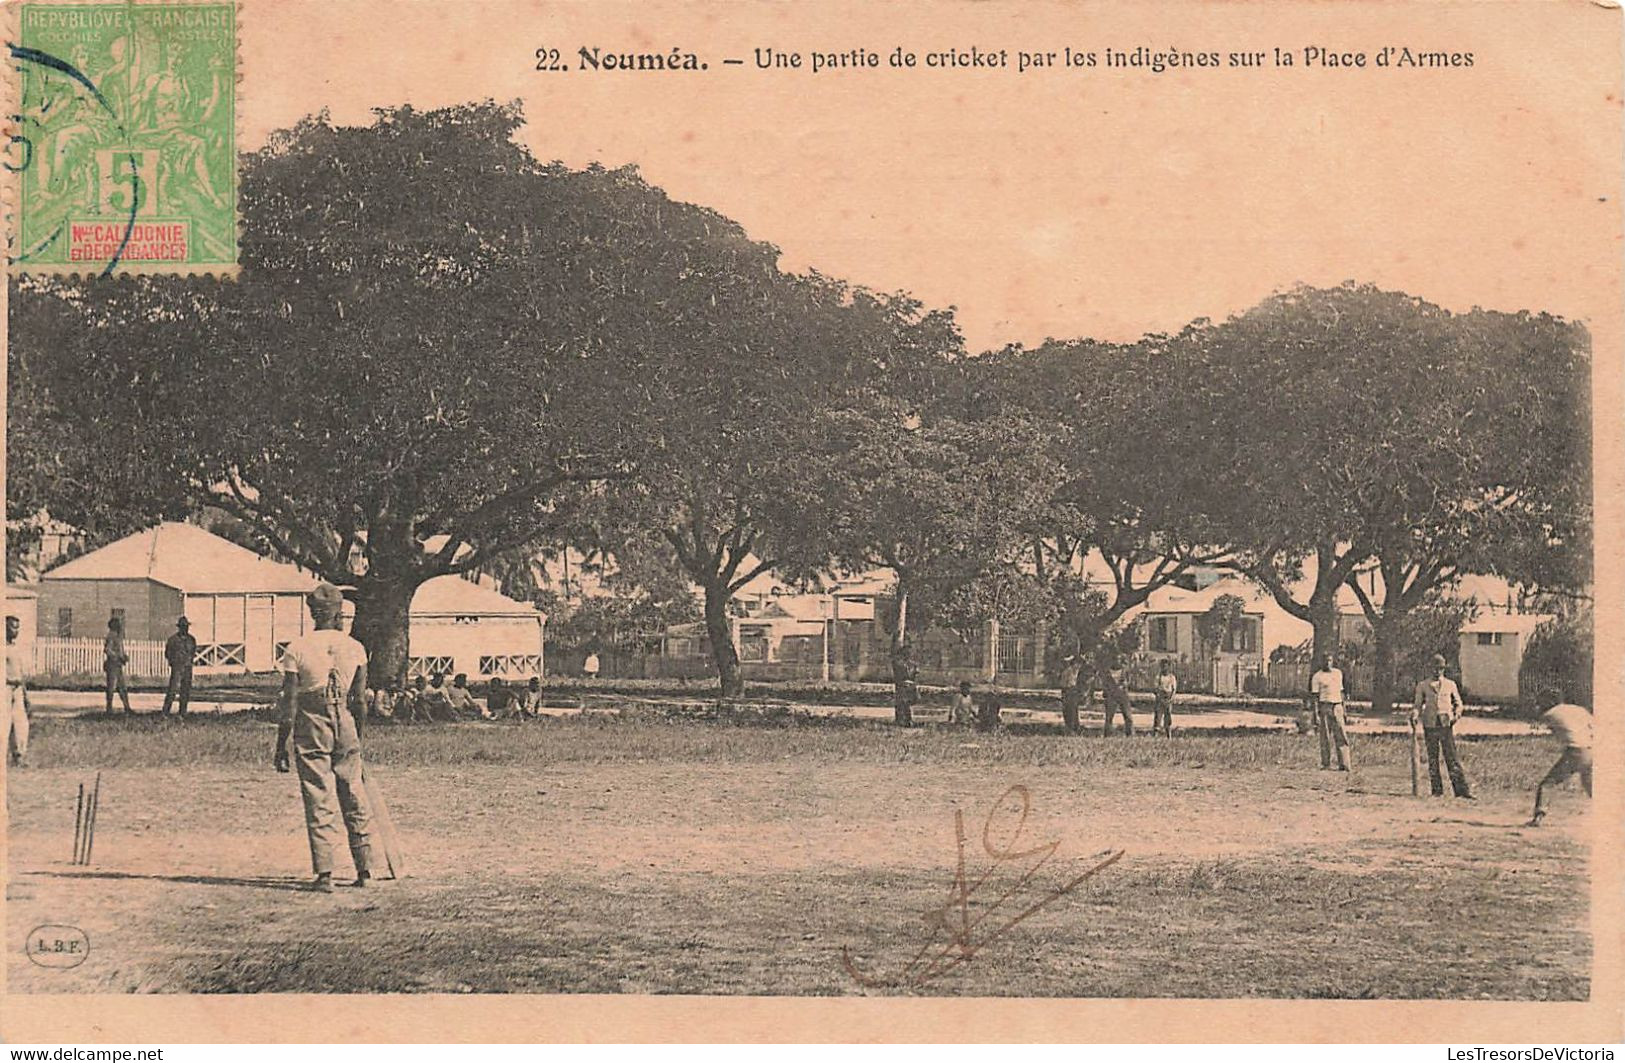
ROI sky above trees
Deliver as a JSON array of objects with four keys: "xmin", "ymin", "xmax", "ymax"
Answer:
[{"xmin": 239, "ymin": 1, "xmax": 1620, "ymax": 353}]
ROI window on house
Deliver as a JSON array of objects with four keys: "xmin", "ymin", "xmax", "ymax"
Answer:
[
  {"xmin": 1148, "ymin": 617, "xmax": 1173, "ymax": 653},
  {"xmin": 57, "ymin": 608, "xmax": 73, "ymax": 637},
  {"xmin": 1224, "ymin": 619, "xmax": 1258, "ymax": 654},
  {"xmin": 1476, "ymin": 632, "xmax": 1505, "ymax": 647}
]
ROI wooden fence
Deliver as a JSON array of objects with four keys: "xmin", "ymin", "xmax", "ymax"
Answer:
[{"xmin": 35, "ymin": 637, "xmax": 169, "ymax": 679}]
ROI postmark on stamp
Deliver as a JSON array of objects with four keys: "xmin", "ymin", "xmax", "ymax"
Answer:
[{"xmin": 8, "ymin": 1, "xmax": 237, "ymax": 274}]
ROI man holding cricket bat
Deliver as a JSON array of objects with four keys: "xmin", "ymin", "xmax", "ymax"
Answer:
[
  {"xmin": 1411, "ymin": 654, "xmax": 1472, "ymax": 799},
  {"xmin": 274, "ymin": 582, "xmax": 376, "ymax": 893}
]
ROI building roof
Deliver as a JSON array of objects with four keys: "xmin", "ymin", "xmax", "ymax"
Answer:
[
  {"xmin": 1141, "ymin": 578, "xmax": 1269, "ymax": 616},
  {"xmin": 40, "ymin": 523, "xmax": 316, "ymax": 594},
  {"xmin": 1461, "ymin": 611, "xmax": 1555, "ymax": 636},
  {"xmin": 411, "ymin": 574, "xmax": 543, "ymax": 619}
]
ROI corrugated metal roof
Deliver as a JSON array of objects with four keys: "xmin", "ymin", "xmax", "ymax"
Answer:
[
  {"xmin": 412, "ymin": 574, "xmax": 542, "ymax": 618},
  {"xmin": 40, "ymin": 523, "xmax": 316, "ymax": 594}
]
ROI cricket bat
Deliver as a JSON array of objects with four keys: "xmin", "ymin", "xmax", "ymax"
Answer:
[
  {"xmin": 1408, "ymin": 714, "xmax": 1423, "ymax": 798},
  {"xmin": 363, "ymin": 767, "xmax": 407, "ymax": 879}
]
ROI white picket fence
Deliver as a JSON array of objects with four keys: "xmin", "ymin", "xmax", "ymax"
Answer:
[{"xmin": 34, "ymin": 637, "xmax": 169, "ymax": 679}]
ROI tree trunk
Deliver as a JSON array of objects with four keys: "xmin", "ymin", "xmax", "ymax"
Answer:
[
  {"xmin": 1369, "ymin": 618, "xmax": 1399, "ymax": 715},
  {"xmin": 702, "ymin": 580, "xmax": 743, "ymax": 699},
  {"xmin": 351, "ymin": 574, "xmax": 417, "ymax": 689},
  {"xmin": 890, "ymin": 586, "xmax": 916, "ymax": 726},
  {"xmin": 1307, "ymin": 593, "xmax": 1340, "ymax": 668}
]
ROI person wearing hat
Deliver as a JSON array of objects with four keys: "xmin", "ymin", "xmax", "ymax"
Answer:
[
  {"xmin": 162, "ymin": 617, "xmax": 198, "ymax": 716},
  {"xmin": 1411, "ymin": 653, "xmax": 1472, "ymax": 799},
  {"xmin": 273, "ymin": 582, "xmax": 376, "ymax": 892}
]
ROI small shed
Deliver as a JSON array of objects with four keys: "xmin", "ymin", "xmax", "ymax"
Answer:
[
  {"xmin": 406, "ymin": 574, "xmax": 546, "ymax": 681},
  {"xmin": 38, "ymin": 522, "xmax": 315, "ymax": 673},
  {"xmin": 1458, "ymin": 611, "xmax": 1555, "ymax": 702}
]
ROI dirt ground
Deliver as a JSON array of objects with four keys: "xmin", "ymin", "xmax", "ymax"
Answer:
[{"xmin": 5, "ymin": 713, "xmax": 1591, "ymax": 997}]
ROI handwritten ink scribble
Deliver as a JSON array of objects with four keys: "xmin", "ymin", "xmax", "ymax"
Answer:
[{"xmin": 841, "ymin": 784, "xmax": 1124, "ymax": 988}]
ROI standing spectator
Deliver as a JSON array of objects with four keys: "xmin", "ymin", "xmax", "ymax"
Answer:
[
  {"xmin": 162, "ymin": 617, "xmax": 197, "ymax": 716},
  {"xmin": 103, "ymin": 616, "xmax": 133, "ymax": 715},
  {"xmin": 1058, "ymin": 653, "xmax": 1084, "ymax": 733},
  {"xmin": 949, "ymin": 680, "xmax": 976, "ymax": 726},
  {"xmin": 6, "ymin": 616, "xmax": 30, "ymax": 768},
  {"xmin": 1152, "ymin": 660, "xmax": 1178, "ymax": 737},
  {"xmin": 582, "ymin": 650, "xmax": 601, "ymax": 680},
  {"xmin": 1101, "ymin": 654, "xmax": 1134, "ymax": 736},
  {"xmin": 1411, "ymin": 654, "xmax": 1471, "ymax": 799},
  {"xmin": 1528, "ymin": 702, "xmax": 1592, "ymax": 827},
  {"xmin": 1310, "ymin": 654, "xmax": 1351, "ymax": 771}
]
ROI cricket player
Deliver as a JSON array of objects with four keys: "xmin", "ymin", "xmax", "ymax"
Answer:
[
  {"xmin": 1528, "ymin": 702, "xmax": 1592, "ymax": 827},
  {"xmin": 1311, "ymin": 654, "xmax": 1352, "ymax": 771},
  {"xmin": 6, "ymin": 616, "xmax": 30, "ymax": 767},
  {"xmin": 273, "ymin": 583, "xmax": 375, "ymax": 892},
  {"xmin": 1411, "ymin": 654, "xmax": 1471, "ymax": 798}
]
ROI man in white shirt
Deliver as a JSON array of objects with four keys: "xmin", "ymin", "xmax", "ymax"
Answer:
[
  {"xmin": 1528, "ymin": 702, "xmax": 1592, "ymax": 827},
  {"xmin": 1412, "ymin": 654, "xmax": 1471, "ymax": 798},
  {"xmin": 6, "ymin": 616, "xmax": 30, "ymax": 767},
  {"xmin": 1152, "ymin": 660, "xmax": 1178, "ymax": 737},
  {"xmin": 274, "ymin": 583, "xmax": 376, "ymax": 892},
  {"xmin": 1310, "ymin": 653, "xmax": 1352, "ymax": 771}
]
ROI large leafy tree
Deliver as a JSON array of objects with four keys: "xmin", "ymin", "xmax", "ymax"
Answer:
[
  {"xmin": 10, "ymin": 101, "xmax": 832, "ymax": 681},
  {"xmin": 794, "ymin": 400, "xmax": 1055, "ymax": 724},
  {"xmin": 1180, "ymin": 285, "xmax": 1591, "ymax": 711},
  {"xmin": 591, "ymin": 284, "xmax": 959, "ymax": 697},
  {"xmin": 975, "ymin": 337, "xmax": 1236, "ymax": 730}
]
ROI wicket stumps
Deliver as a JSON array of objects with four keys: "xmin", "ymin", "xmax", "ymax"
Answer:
[{"xmin": 72, "ymin": 772, "xmax": 101, "ymax": 865}]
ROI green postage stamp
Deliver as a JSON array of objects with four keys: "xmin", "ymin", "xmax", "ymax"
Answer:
[{"xmin": 10, "ymin": 1, "xmax": 237, "ymax": 274}]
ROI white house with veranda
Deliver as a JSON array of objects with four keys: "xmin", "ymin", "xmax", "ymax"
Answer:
[{"xmin": 35, "ymin": 522, "xmax": 545, "ymax": 680}]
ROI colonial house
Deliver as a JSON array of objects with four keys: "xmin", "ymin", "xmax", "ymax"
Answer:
[
  {"xmin": 34, "ymin": 523, "xmax": 545, "ymax": 679},
  {"xmin": 1457, "ymin": 610, "xmax": 1555, "ymax": 702},
  {"xmin": 1131, "ymin": 578, "xmax": 1266, "ymax": 695},
  {"xmin": 38, "ymin": 522, "xmax": 314, "ymax": 672},
  {"xmin": 403, "ymin": 574, "xmax": 546, "ymax": 681}
]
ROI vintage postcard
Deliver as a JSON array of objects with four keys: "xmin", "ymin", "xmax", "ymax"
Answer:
[{"xmin": 1, "ymin": 0, "xmax": 1620, "ymax": 1046}]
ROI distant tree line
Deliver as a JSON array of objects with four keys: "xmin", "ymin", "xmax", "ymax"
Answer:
[{"xmin": 9, "ymin": 102, "xmax": 1592, "ymax": 721}]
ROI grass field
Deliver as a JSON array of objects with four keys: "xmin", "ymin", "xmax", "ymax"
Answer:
[{"xmin": 5, "ymin": 710, "xmax": 1591, "ymax": 997}]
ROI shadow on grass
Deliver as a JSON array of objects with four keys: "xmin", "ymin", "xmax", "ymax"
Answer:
[{"xmin": 27, "ymin": 869, "xmax": 314, "ymax": 893}]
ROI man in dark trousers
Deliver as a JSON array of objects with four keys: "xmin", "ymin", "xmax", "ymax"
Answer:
[
  {"xmin": 1411, "ymin": 653, "xmax": 1472, "ymax": 799},
  {"xmin": 273, "ymin": 582, "xmax": 375, "ymax": 893},
  {"xmin": 162, "ymin": 617, "xmax": 197, "ymax": 716}
]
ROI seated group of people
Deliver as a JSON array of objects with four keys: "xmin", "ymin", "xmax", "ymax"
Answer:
[{"xmin": 367, "ymin": 674, "xmax": 545, "ymax": 722}]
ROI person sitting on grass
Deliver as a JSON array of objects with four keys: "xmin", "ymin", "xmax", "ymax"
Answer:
[
  {"xmin": 518, "ymin": 676, "xmax": 544, "ymax": 718},
  {"xmin": 1528, "ymin": 700, "xmax": 1592, "ymax": 827},
  {"xmin": 420, "ymin": 673, "xmax": 454, "ymax": 721},
  {"xmin": 445, "ymin": 673, "xmax": 481, "ymax": 719},
  {"xmin": 949, "ymin": 680, "xmax": 976, "ymax": 726},
  {"xmin": 399, "ymin": 675, "xmax": 428, "ymax": 723},
  {"xmin": 485, "ymin": 676, "xmax": 518, "ymax": 719}
]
